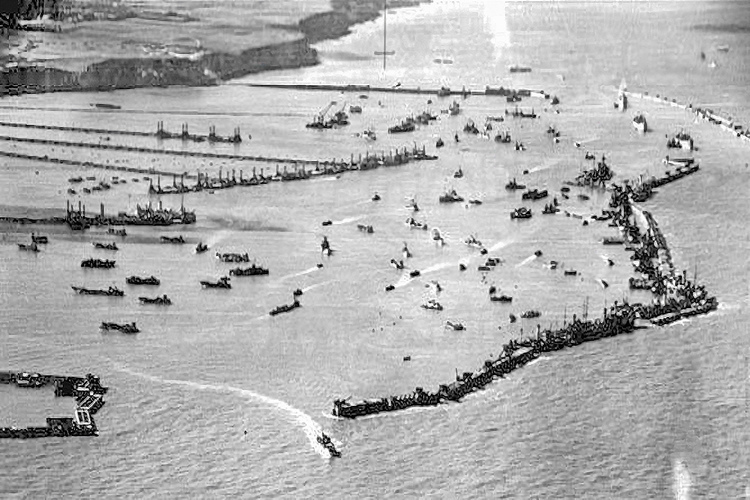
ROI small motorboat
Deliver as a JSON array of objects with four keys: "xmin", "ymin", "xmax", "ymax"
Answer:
[
  {"xmin": 405, "ymin": 217, "xmax": 428, "ymax": 230},
  {"xmin": 510, "ymin": 207, "xmax": 532, "ymax": 219},
  {"xmin": 160, "ymin": 235, "xmax": 185, "ymax": 244},
  {"xmin": 31, "ymin": 234, "xmax": 48, "ymax": 244},
  {"xmin": 421, "ymin": 299, "xmax": 443, "ymax": 311},
  {"xmin": 385, "ymin": 284, "xmax": 395, "ymax": 292},
  {"xmin": 446, "ymin": 320, "xmax": 464, "ymax": 331},
  {"xmin": 293, "ymin": 288, "xmax": 304, "ymax": 297},
  {"xmin": 372, "ymin": 193, "xmax": 381, "ymax": 201},
  {"xmin": 93, "ymin": 242, "xmax": 119, "ymax": 251},
  {"xmin": 459, "ymin": 263, "xmax": 467, "ymax": 271},
  {"xmin": 409, "ymin": 269, "xmax": 421, "ymax": 278},
  {"xmin": 439, "ymin": 188, "xmax": 464, "ymax": 203},
  {"xmin": 564, "ymin": 269, "xmax": 578, "ymax": 276},
  {"xmin": 139, "ymin": 295, "xmax": 172, "ymax": 305},
  {"xmin": 216, "ymin": 252, "xmax": 250, "ymax": 263},
  {"xmin": 468, "ymin": 198, "xmax": 483, "ymax": 205},
  {"xmin": 390, "ymin": 259, "xmax": 405, "ymax": 270},
  {"xmin": 521, "ymin": 310, "xmax": 541, "ymax": 319},
  {"xmin": 229, "ymin": 264, "xmax": 269, "ymax": 276},
  {"xmin": 108, "ymin": 227, "xmax": 127, "ymax": 237},
  {"xmin": 453, "ymin": 167, "xmax": 464, "ymax": 178},
  {"xmin": 201, "ymin": 277, "xmax": 231, "ymax": 289},
  {"xmin": 463, "ymin": 235, "xmax": 483, "ymax": 249},
  {"xmin": 195, "ymin": 242, "xmax": 209, "ymax": 254},
  {"xmin": 357, "ymin": 224, "xmax": 374, "ymax": 234},
  {"xmin": 509, "ymin": 314, "xmax": 517, "ymax": 323},
  {"xmin": 490, "ymin": 295, "xmax": 513, "ymax": 303},
  {"xmin": 269, "ymin": 299, "xmax": 301, "ymax": 316},
  {"xmin": 126, "ymin": 275, "xmax": 160, "ymax": 285},
  {"xmin": 18, "ymin": 243, "xmax": 40, "ymax": 252},
  {"xmin": 534, "ymin": 250, "xmax": 543, "ymax": 257},
  {"xmin": 322, "ymin": 220, "xmax": 332, "ymax": 226},
  {"xmin": 436, "ymin": 138, "xmax": 444, "ymax": 148},
  {"xmin": 317, "ymin": 433, "xmax": 341, "ymax": 458}
]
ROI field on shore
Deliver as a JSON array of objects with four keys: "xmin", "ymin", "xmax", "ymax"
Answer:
[{"xmin": 6, "ymin": 0, "xmax": 331, "ymax": 72}]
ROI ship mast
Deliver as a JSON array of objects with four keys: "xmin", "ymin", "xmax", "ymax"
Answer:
[{"xmin": 374, "ymin": 0, "xmax": 395, "ymax": 71}]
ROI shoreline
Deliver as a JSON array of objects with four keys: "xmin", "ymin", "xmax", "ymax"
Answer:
[{"xmin": 0, "ymin": 0, "xmax": 431, "ymax": 99}]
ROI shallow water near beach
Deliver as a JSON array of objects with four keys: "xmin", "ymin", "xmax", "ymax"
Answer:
[{"xmin": 1, "ymin": 1, "xmax": 749, "ymax": 498}]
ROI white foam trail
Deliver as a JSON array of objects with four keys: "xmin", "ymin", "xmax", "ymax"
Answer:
[
  {"xmin": 113, "ymin": 365, "xmax": 329, "ymax": 458},
  {"xmin": 206, "ymin": 230, "xmax": 231, "ymax": 248},
  {"xmin": 281, "ymin": 266, "xmax": 321, "ymax": 280},
  {"xmin": 515, "ymin": 255, "xmax": 536, "ymax": 268},
  {"xmin": 527, "ymin": 356, "xmax": 551, "ymax": 367},
  {"xmin": 672, "ymin": 459, "xmax": 692, "ymax": 500},
  {"xmin": 333, "ymin": 215, "xmax": 365, "ymax": 225},
  {"xmin": 421, "ymin": 261, "xmax": 454, "ymax": 274},
  {"xmin": 488, "ymin": 239, "xmax": 512, "ymax": 252},
  {"xmin": 302, "ymin": 280, "xmax": 332, "ymax": 293},
  {"xmin": 599, "ymin": 254, "xmax": 611, "ymax": 263}
]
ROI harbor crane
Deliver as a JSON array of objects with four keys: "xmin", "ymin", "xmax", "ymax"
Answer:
[{"xmin": 307, "ymin": 101, "xmax": 336, "ymax": 129}]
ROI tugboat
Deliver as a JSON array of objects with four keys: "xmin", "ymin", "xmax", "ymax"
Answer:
[
  {"xmin": 453, "ymin": 167, "xmax": 464, "ymax": 178},
  {"xmin": 421, "ymin": 299, "xmax": 443, "ymax": 311},
  {"xmin": 522, "ymin": 188, "xmax": 549, "ymax": 200},
  {"xmin": 139, "ymin": 295, "xmax": 172, "ymax": 305},
  {"xmin": 495, "ymin": 131, "xmax": 512, "ymax": 143},
  {"xmin": 293, "ymin": 288, "xmax": 303, "ymax": 297},
  {"xmin": 160, "ymin": 235, "xmax": 185, "ymax": 244},
  {"xmin": 229, "ymin": 264, "xmax": 269, "ymax": 276},
  {"xmin": 126, "ymin": 275, "xmax": 160, "ymax": 285},
  {"xmin": 317, "ymin": 432, "xmax": 341, "ymax": 458},
  {"xmin": 520, "ymin": 310, "xmax": 541, "ymax": 319},
  {"xmin": 201, "ymin": 276, "xmax": 231, "ymax": 289},
  {"xmin": 436, "ymin": 137, "xmax": 444, "ymax": 148},
  {"xmin": 388, "ymin": 120, "xmax": 415, "ymax": 133},
  {"xmin": 322, "ymin": 220, "xmax": 333, "ymax": 226},
  {"xmin": 357, "ymin": 224, "xmax": 374, "ymax": 234},
  {"xmin": 510, "ymin": 207, "xmax": 532, "ymax": 219},
  {"xmin": 216, "ymin": 252, "xmax": 250, "ymax": 263},
  {"xmin": 81, "ymin": 258, "xmax": 115, "ymax": 268},
  {"xmin": 505, "ymin": 178, "xmax": 526, "ymax": 191},
  {"xmin": 100, "ymin": 322, "xmax": 139, "ymax": 334},
  {"xmin": 633, "ymin": 113, "xmax": 648, "ymax": 133},
  {"xmin": 108, "ymin": 227, "xmax": 127, "ymax": 237},
  {"xmin": 564, "ymin": 269, "xmax": 578, "ymax": 276},
  {"xmin": 269, "ymin": 299, "xmax": 301, "ymax": 316},
  {"xmin": 93, "ymin": 242, "xmax": 118, "ymax": 251},
  {"xmin": 439, "ymin": 188, "xmax": 464, "ymax": 203},
  {"xmin": 410, "ymin": 269, "xmax": 421, "ymax": 278},
  {"xmin": 71, "ymin": 286, "xmax": 124, "ymax": 296},
  {"xmin": 542, "ymin": 203, "xmax": 559, "ymax": 214},
  {"xmin": 195, "ymin": 242, "xmax": 209, "ymax": 254}
]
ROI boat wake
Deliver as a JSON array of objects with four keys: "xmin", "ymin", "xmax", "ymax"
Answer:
[
  {"xmin": 672, "ymin": 458, "xmax": 692, "ymax": 500},
  {"xmin": 333, "ymin": 215, "xmax": 365, "ymax": 225},
  {"xmin": 112, "ymin": 364, "xmax": 328, "ymax": 458},
  {"xmin": 281, "ymin": 266, "xmax": 322, "ymax": 280},
  {"xmin": 302, "ymin": 280, "xmax": 332, "ymax": 293},
  {"xmin": 515, "ymin": 255, "xmax": 537, "ymax": 268},
  {"xmin": 488, "ymin": 239, "xmax": 514, "ymax": 252}
]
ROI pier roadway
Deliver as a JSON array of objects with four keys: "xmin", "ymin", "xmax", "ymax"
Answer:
[
  {"xmin": 0, "ymin": 121, "xmax": 153, "ymax": 137},
  {"xmin": 0, "ymin": 135, "xmax": 344, "ymax": 165},
  {"xmin": 0, "ymin": 150, "xmax": 198, "ymax": 179}
]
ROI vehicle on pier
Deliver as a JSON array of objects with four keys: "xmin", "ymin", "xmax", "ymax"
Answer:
[
  {"xmin": 421, "ymin": 299, "xmax": 443, "ymax": 311},
  {"xmin": 388, "ymin": 120, "xmax": 415, "ymax": 134},
  {"xmin": 201, "ymin": 277, "xmax": 231, "ymax": 289},
  {"xmin": 71, "ymin": 286, "xmax": 124, "ymax": 296},
  {"xmin": 108, "ymin": 227, "xmax": 127, "ymax": 237},
  {"xmin": 195, "ymin": 242, "xmax": 209, "ymax": 254},
  {"xmin": 126, "ymin": 275, "xmax": 160, "ymax": 285},
  {"xmin": 81, "ymin": 258, "xmax": 115, "ymax": 269},
  {"xmin": 522, "ymin": 188, "xmax": 548, "ymax": 200},
  {"xmin": 439, "ymin": 188, "xmax": 464, "ymax": 203},
  {"xmin": 317, "ymin": 433, "xmax": 341, "ymax": 458},
  {"xmin": 633, "ymin": 113, "xmax": 648, "ymax": 133},
  {"xmin": 229, "ymin": 264, "xmax": 269, "ymax": 276},
  {"xmin": 269, "ymin": 299, "xmax": 301, "ymax": 316},
  {"xmin": 446, "ymin": 321, "xmax": 465, "ymax": 331},
  {"xmin": 510, "ymin": 207, "xmax": 532, "ymax": 219},
  {"xmin": 505, "ymin": 178, "xmax": 526, "ymax": 191},
  {"xmin": 93, "ymin": 242, "xmax": 118, "ymax": 251},
  {"xmin": 160, "ymin": 235, "xmax": 185, "ymax": 244},
  {"xmin": 521, "ymin": 310, "xmax": 541, "ymax": 319},
  {"xmin": 100, "ymin": 322, "xmax": 139, "ymax": 334},
  {"xmin": 18, "ymin": 242, "xmax": 40, "ymax": 252},
  {"xmin": 139, "ymin": 295, "xmax": 171, "ymax": 305},
  {"xmin": 216, "ymin": 252, "xmax": 250, "ymax": 263}
]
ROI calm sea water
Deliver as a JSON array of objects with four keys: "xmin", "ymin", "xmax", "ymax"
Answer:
[{"xmin": 1, "ymin": 1, "xmax": 748, "ymax": 498}]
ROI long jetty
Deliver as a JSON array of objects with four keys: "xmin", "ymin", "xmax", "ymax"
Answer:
[
  {"xmin": 240, "ymin": 83, "xmax": 552, "ymax": 100},
  {"xmin": 0, "ymin": 371, "xmax": 107, "ymax": 438},
  {"xmin": 0, "ymin": 120, "xmax": 242, "ymax": 144},
  {"xmin": 0, "ymin": 134, "xmax": 424, "ymax": 166}
]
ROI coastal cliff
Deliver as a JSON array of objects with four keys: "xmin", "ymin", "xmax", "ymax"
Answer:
[{"xmin": 0, "ymin": 0, "xmax": 430, "ymax": 98}]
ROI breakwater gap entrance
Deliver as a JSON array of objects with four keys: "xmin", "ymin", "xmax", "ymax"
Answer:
[{"xmin": 0, "ymin": 371, "xmax": 108, "ymax": 438}]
